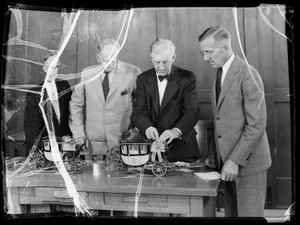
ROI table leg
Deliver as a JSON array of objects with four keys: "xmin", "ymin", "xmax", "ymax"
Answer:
[
  {"xmin": 203, "ymin": 196, "xmax": 216, "ymax": 217},
  {"xmin": 5, "ymin": 187, "xmax": 23, "ymax": 214},
  {"xmin": 190, "ymin": 196, "xmax": 204, "ymax": 216},
  {"xmin": 190, "ymin": 196, "xmax": 216, "ymax": 217}
]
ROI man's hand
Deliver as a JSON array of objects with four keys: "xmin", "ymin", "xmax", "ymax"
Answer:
[
  {"xmin": 75, "ymin": 137, "xmax": 89, "ymax": 149},
  {"xmin": 145, "ymin": 127, "xmax": 159, "ymax": 141},
  {"xmin": 221, "ymin": 159, "xmax": 239, "ymax": 182},
  {"xmin": 158, "ymin": 128, "xmax": 180, "ymax": 144}
]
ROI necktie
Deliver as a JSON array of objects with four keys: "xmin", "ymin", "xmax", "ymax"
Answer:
[
  {"xmin": 102, "ymin": 72, "xmax": 109, "ymax": 100},
  {"xmin": 158, "ymin": 74, "xmax": 170, "ymax": 82},
  {"xmin": 215, "ymin": 67, "xmax": 223, "ymax": 104}
]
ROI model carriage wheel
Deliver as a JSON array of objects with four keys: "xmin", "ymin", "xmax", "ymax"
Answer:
[
  {"xmin": 47, "ymin": 161, "xmax": 56, "ymax": 168},
  {"xmin": 152, "ymin": 162, "xmax": 167, "ymax": 177},
  {"xmin": 30, "ymin": 153, "xmax": 46, "ymax": 170},
  {"xmin": 104, "ymin": 155, "xmax": 123, "ymax": 174},
  {"xmin": 64, "ymin": 160, "xmax": 77, "ymax": 174}
]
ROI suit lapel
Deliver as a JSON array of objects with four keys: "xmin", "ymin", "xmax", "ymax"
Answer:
[
  {"xmin": 160, "ymin": 66, "xmax": 180, "ymax": 112},
  {"xmin": 145, "ymin": 69, "xmax": 159, "ymax": 116},
  {"xmin": 211, "ymin": 74, "xmax": 217, "ymax": 115},
  {"xmin": 91, "ymin": 66, "xmax": 106, "ymax": 103},
  {"xmin": 217, "ymin": 55, "xmax": 240, "ymax": 112},
  {"xmin": 106, "ymin": 61, "xmax": 125, "ymax": 101},
  {"xmin": 95, "ymin": 76, "xmax": 105, "ymax": 103}
]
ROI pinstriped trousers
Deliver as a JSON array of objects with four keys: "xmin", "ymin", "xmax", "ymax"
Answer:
[{"xmin": 223, "ymin": 169, "xmax": 268, "ymax": 217}]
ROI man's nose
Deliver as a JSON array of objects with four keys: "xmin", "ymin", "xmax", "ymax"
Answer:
[
  {"xmin": 158, "ymin": 63, "xmax": 165, "ymax": 70},
  {"xmin": 204, "ymin": 54, "xmax": 209, "ymax": 61}
]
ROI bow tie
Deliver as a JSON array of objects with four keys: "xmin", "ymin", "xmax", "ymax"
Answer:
[{"xmin": 158, "ymin": 74, "xmax": 170, "ymax": 82}]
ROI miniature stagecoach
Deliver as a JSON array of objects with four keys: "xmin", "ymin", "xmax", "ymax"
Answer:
[
  {"xmin": 29, "ymin": 136, "xmax": 85, "ymax": 174},
  {"xmin": 104, "ymin": 135, "xmax": 172, "ymax": 177}
]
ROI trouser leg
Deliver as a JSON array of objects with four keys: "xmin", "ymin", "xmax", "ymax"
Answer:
[
  {"xmin": 223, "ymin": 181, "xmax": 238, "ymax": 217},
  {"xmin": 236, "ymin": 170, "xmax": 268, "ymax": 217}
]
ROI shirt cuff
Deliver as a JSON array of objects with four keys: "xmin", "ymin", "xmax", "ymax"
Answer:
[
  {"xmin": 145, "ymin": 126, "xmax": 154, "ymax": 135},
  {"xmin": 173, "ymin": 127, "xmax": 182, "ymax": 139}
]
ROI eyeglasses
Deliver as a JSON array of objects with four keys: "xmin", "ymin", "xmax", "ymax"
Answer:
[
  {"xmin": 200, "ymin": 50, "xmax": 214, "ymax": 57},
  {"xmin": 44, "ymin": 64, "xmax": 60, "ymax": 71}
]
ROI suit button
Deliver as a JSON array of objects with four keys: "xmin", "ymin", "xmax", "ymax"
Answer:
[
  {"xmin": 216, "ymin": 117, "xmax": 220, "ymax": 120},
  {"xmin": 218, "ymin": 135, "xmax": 221, "ymax": 138}
]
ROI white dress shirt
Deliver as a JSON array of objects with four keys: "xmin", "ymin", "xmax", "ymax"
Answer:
[
  {"xmin": 221, "ymin": 53, "xmax": 235, "ymax": 85},
  {"xmin": 145, "ymin": 71, "xmax": 182, "ymax": 138},
  {"xmin": 156, "ymin": 74, "xmax": 168, "ymax": 105}
]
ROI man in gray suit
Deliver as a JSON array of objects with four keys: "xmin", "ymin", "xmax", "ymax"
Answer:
[
  {"xmin": 69, "ymin": 39, "xmax": 141, "ymax": 156},
  {"xmin": 198, "ymin": 26, "xmax": 272, "ymax": 217}
]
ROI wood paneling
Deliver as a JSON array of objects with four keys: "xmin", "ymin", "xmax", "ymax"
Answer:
[
  {"xmin": 276, "ymin": 178, "xmax": 292, "ymax": 208},
  {"xmin": 243, "ymin": 6, "xmax": 291, "ymax": 208},
  {"xmin": 118, "ymin": 9, "xmax": 157, "ymax": 72},
  {"xmin": 275, "ymin": 103, "xmax": 291, "ymax": 177}
]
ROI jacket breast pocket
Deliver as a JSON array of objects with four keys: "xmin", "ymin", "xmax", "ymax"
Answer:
[{"xmin": 118, "ymin": 94, "xmax": 131, "ymax": 112}]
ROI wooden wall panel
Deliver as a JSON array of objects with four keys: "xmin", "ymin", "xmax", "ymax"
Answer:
[
  {"xmin": 275, "ymin": 103, "xmax": 291, "ymax": 177},
  {"xmin": 244, "ymin": 8, "xmax": 260, "ymax": 73},
  {"xmin": 59, "ymin": 16, "xmax": 79, "ymax": 88},
  {"xmin": 271, "ymin": 6, "xmax": 289, "ymax": 89},
  {"xmin": 244, "ymin": 6, "xmax": 291, "ymax": 208},
  {"xmin": 257, "ymin": 7, "xmax": 278, "ymax": 209},
  {"xmin": 72, "ymin": 11, "xmax": 90, "ymax": 86},
  {"xmin": 276, "ymin": 179, "xmax": 292, "ymax": 208},
  {"xmin": 118, "ymin": 9, "xmax": 157, "ymax": 72}
]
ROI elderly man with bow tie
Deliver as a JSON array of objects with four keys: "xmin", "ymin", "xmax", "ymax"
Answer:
[{"xmin": 132, "ymin": 38, "xmax": 201, "ymax": 162}]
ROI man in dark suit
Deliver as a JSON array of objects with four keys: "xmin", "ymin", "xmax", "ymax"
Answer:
[
  {"xmin": 132, "ymin": 38, "xmax": 200, "ymax": 162},
  {"xmin": 24, "ymin": 55, "xmax": 72, "ymax": 153},
  {"xmin": 198, "ymin": 26, "xmax": 272, "ymax": 217}
]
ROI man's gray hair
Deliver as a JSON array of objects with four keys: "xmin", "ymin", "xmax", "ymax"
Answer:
[
  {"xmin": 198, "ymin": 26, "xmax": 231, "ymax": 43},
  {"xmin": 97, "ymin": 39, "xmax": 120, "ymax": 53},
  {"xmin": 150, "ymin": 38, "xmax": 176, "ymax": 56}
]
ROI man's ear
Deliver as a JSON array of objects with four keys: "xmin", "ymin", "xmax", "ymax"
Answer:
[
  {"xmin": 172, "ymin": 53, "xmax": 176, "ymax": 62},
  {"xmin": 96, "ymin": 55, "xmax": 101, "ymax": 63},
  {"xmin": 223, "ymin": 45, "xmax": 229, "ymax": 54}
]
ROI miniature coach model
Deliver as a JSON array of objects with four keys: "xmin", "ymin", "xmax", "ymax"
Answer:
[
  {"xmin": 104, "ymin": 129, "xmax": 172, "ymax": 177},
  {"xmin": 29, "ymin": 136, "xmax": 85, "ymax": 174}
]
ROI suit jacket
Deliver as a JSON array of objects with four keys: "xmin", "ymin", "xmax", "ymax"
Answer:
[
  {"xmin": 133, "ymin": 65, "xmax": 201, "ymax": 162},
  {"xmin": 69, "ymin": 60, "xmax": 141, "ymax": 153},
  {"xmin": 24, "ymin": 79, "xmax": 72, "ymax": 150},
  {"xmin": 212, "ymin": 55, "xmax": 272, "ymax": 176}
]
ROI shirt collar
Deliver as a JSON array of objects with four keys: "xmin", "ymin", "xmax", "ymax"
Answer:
[{"xmin": 221, "ymin": 53, "xmax": 235, "ymax": 76}]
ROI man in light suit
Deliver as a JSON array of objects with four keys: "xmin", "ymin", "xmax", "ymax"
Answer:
[
  {"xmin": 133, "ymin": 39, "xmax": 200, "ymax": 162},
  {"xmin": 69, "ymin": 39, "xmax": 141, "ymax": 156},
  {"xmin": 198, "ymin": 26, "xmax": 272, "ymax": 217}
]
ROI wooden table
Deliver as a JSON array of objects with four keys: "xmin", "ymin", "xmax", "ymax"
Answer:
[{"xmin": 5, "ymin": 160, "xmax": 220, "ymax": 217}]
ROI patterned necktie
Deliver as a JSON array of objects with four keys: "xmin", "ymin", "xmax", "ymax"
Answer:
[
  {"xmin": 215, "ymin": 67, "xmax": 223, "ymax": 104},
  {"xmin": 158, "ymin": 74, "xmax": 170, "ymax": 82},
  {"xmin": 102, "ymin": 72, "xmax": 109, "ymax": 100}
]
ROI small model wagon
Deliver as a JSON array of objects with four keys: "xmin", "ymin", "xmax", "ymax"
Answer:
[
  {"xmin": 29, "ymin": 136, "xmax": 85, "ymax": 174},
  {"xmin": 104, "ymin": 131, "xmax": 172, "ymax": 177}
]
